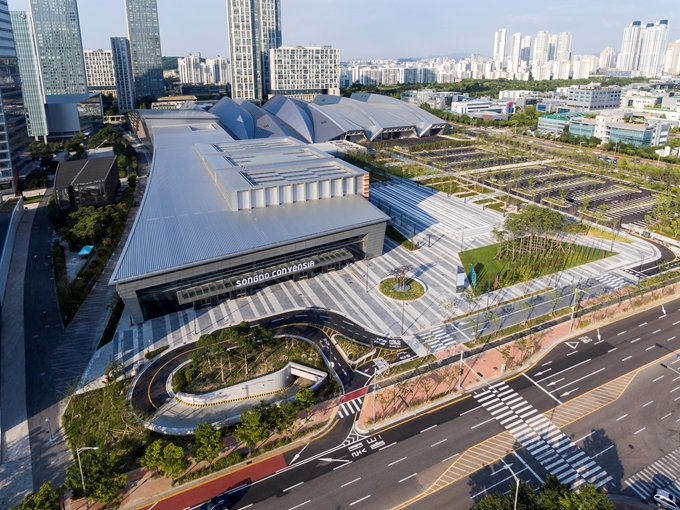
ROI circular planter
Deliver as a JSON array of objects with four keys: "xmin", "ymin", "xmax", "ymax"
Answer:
[{"xmin": 379, "ymin": 277, "xmax": 426, "ymax": 301}]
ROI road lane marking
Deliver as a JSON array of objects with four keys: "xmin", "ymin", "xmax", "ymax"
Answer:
[
  {"xmin": 634, "ymin": 427, "xmax": 646, "ymax": 435},
  {"xmin": 471, "ymin": 418, "xmax": 496, "ymax": 429},
  {"xmin": 240, "ymin": 505, "xmax": 253, "ymax": 509},
  {"xmin": 343, "ymin": 320, "xmax": 354, "ymax": 325},
  {"xmin": 420, "ymin": 425, "xmax": 437, "ymax": 433},
  {"xmin": 608, "ymin": 347, "xmax": 618, "ymax": 353},
  {"xmin": 541, "ymin": 361, "xmax": 553, "ymax": 367},
  {"xmin": 618, "ymin": 331, "xmax": 627, "ymax": 336},
  {"xmin": 616, "ymin": 414, "xmax": 628, "ymax": 421},
  {"xmin": 523, "ymin": 373, "xmax": 563, "ymax": 404},
  {"xmin": 288, "ymin": 501, "xmax": 311, "ymax": 510},
  {"xmin": 342, "ymin": 478, "xmax": 361, "ymax": 488},
  {"xmin": 333, "ymin": 461, "xmax": 353, "ymax": 471},
  {"xmin": 653, "ymin": 329, "xmax": 661, "ymax": 334},
  {"xmin": 379, "ymin": 442, "xmax": 396, "ymax": 451},
  {"xmin": 350, "ymin": 495, "xmax": 371, "ymax": 506},
  {"xmin": 674, "ymin": 321, "xmax": 680, "ymax": 326},
  {"xmin": 283, "ymin": 482, "xmax": 304, "ymax": 492},
  {"xmin": 399, "ymin": 473, "xmax": 418, "ymax": 483},
  {"xmin": 567, "ymin": 351, "xmax": 579, "ymax": 356},
  {"xmin": 431, "ymin": 439, "xmax": 448, "ymax": 447},
  {"xmin": 653, "ymin": 376, "xmax": 665, "ymax": 382},
  {"xmin": 550, "ymin": 367, "xmax": 605, "ymax": 393},
  {"xmin": 536, "ymin": 359, "xmax": 591, "ymax": 383},
  {"xmin": 622, "ymin": 356, "xmax": 632, "ymax": 361},
  {"xmin": 470, "ymin": 470, "xmax": 528, "ymax": 499},
  {"xmin": 575, "ymin": 431, "xmax": 595, "ymax": 443},
  {"xmin": 646, "ymin": 345, "xmax": 656, "ymax": 351},
  {"xmin": 671, "ymin": 386, "xmax": 680, "ymax": 393},
  {"xmin": 639, "ymin": 323, "xmax": 647, "ymax": 327},
  {"xmin": 631, "ymin": 338, "xmax": 641, "ymax": 343},
  {"xmin": 592, "ymin": 445, "xmax": 615, "ymax": 458},
  {"xmin": 442, "ymin": 453, "xmax": 459, "ymax": 462},
  {"xmin": 669, "ymin": 337, "xmax": 677, "ymax": 342},
  {"xmin": 643, "ymin": 401, "xmax": 654, "ymax": 407},
  {"xmin": 662, "ymin": 413, "xmax": 673, "ymax": 419},
  {"xmin": 460, "ymin": 405, "xmax": 482, "ymax": 416},
  {"xmin": 389, "ymin": 457, "xmax": 407, "ymax": 466},
  {"xmin": 513, "ymin": 452, "xmax": 543, "ymax": 483}
]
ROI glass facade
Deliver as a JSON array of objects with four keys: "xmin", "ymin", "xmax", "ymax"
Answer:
[
  {"xmin": 110, "ymin": 37, "xmax": 135, "ymax": 112},
  {"xmin": 10, "ymin": 11, "xmax": 47, "ymax": 139},
  {"xmin": 28, "ymin": 0, "xmax": 87, "ymax": 95},
  {"xmin": 136, "ymin": 236, "xmax": 365, "ymax": 321},
  {"xmin": 608, "ymin": 126, "xmax": 653, "ymax": 147},
  {"xmin": 0, "ymin": 4, "xmax": 30, "ymax": 194},
  {"xmin": 227, "ymin": 0, "xmax": 281, "ymax": 102},
  {"xmin": 124, "ymin": 0, "xmax": 163, "ymax": 100}
]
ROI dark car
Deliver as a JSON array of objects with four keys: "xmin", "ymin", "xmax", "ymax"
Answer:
[{"xmin": 199, "ymin": 494, "xmax": 230, "ymax": 510}]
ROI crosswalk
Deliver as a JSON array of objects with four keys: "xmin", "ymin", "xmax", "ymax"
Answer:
[
  {"xmin": 625, "ymin": 446, "xmax": 680, "ymax": 501},
  {"xmin": 595, "ymin": 273, "xmax": 629, "ymax": 291},
  {"xmin": 415, "ymin": 326, "xmax": 458, "ymax": 353},
  {"xmin": 338, "ymin": 397, "xmax": 363, "ymax": 419},
  {"xmin": 474, "ymin": 382, "xmax": 611, "ymax": 489}
]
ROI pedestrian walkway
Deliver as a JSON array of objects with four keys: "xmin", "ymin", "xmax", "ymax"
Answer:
[
  {"xmin": 337, "ymin": 397, "xmax": 363, "ymax": 419},
  {"xmin": 596, "ymin": 273, "xmax": 630, "ymax": 291},
  {"xmin": 475, "ymin": 382, "xmax": 611, "ymax": 489},
  {"xmin": 624, "ymin": 446, "xmax": 680, "ymax": 501},
  {"xmin": 0, "ymin": 205, "xmax": 36, "ymax": 509}
]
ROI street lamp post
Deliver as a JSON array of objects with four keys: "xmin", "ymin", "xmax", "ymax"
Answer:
[
  {"xmin": 76, "ymin": 446, "xmax": 99, "ymax": 510},
  {"xmin": 500, "ymin": 458, "xmax": 520, "ymax": 510},
  {"xmin": 365, "ymin": 258, "xmax": 370, "ymax": 292},
  {"xmin": 401, "ymin": 301, "xmax": 405, "ymax": 336},
  {"xmin": 147, "ymin": 339, "xmax": 151, "ymax": 354},
  {"xmin": 45, "ymin": 417, "xmax": 54, "ymax": 442},
  {"xmin": 569, "ymin": 287, "xmax": 582, "ymax": 332}
]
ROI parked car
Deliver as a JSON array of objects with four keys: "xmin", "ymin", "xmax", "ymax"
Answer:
[
  {"xmin": 199, "ymin": 494, "xmax": 230, "ymax": 510},
  {"xmin": 654, "ymin": 489, "xmax": 680, "ymax": 509}
]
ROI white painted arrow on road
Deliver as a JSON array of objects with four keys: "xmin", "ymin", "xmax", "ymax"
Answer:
[
  {"xmin": 319, "ymin": 458, "xmax": 352, "ymax": 464},
  {"xmin": 662, "ymin": 304, "xmax": 667, "ymax": 316},
  {"xmin": 597, "ymin": 329, "xmax": 601, "ymax": 341},
  {"xmin": 561, "ymin": 388, "xmax": 579, "ymax": 396},
  {"xmin": 291, "ymin": 443, "xmax": 309, "ymax": 465}
]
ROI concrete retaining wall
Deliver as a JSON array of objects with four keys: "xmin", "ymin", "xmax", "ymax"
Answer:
[
  {"xmin": 0, "ymin": 198, "xmax": 24, "ymax": 306},
  {"xmin": 175, "ymin": 362, "xmax": 327, "ymax": 407}
]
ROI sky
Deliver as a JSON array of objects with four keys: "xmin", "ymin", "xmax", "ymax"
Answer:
[{"xmin": 6, "ymin": 0, "xmax": 680, "ymax": 60}]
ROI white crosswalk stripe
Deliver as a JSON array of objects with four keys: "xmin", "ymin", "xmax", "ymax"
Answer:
[
  {"xmin": 337, "ymin": 397, "xmax": 364, "ymax": 419},
  {"xmin": 595, "ymin": 273, "xmax": 629, "ymax": 291},
  {"xmin": 624, "ymin": 446, "xmax": 680, "ymax": 500},
  {"xmin": 415, "ymin": 326, "xmax": 458, "ymax": 353},
  {"xmin": 474, "ymin": 383, "xmax": 611, "ymax": 489}
]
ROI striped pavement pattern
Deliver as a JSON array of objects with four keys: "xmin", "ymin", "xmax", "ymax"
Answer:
[
  {"xmin": 625, "ymin": 447, "xmax": 680, "ymax": 501},
  {"xmin": 416, "ymin": 326, "xmax": 457, "ymax": 353},
  {"xmin": 338, "ymin": 397, "xmax": 363, "ymax": 419},
  {"xmin": 474, "ymin": 382, "xmax": 611, "ymax": 489},
  {"xmin": 595, "ymin": 273, "xmax": 629, "ymax": 291}
]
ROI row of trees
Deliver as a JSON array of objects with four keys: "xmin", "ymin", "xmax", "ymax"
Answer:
[
  {"xmin": 492, "ymin": 205, "xmax": 567, "ymax": 262},
  {"xmin": 474, "ymin": 475, "xmax": 614, "ymax": 510},
  {"xmin": 30, "ymin": 134, "xmax": 86, "ymax": 160}
]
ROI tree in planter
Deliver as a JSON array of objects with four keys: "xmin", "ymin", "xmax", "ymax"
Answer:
[
  {"xmin": 193, "ymin": 423, "xmax": 223, "ymax": 466},
  {"xmin": 141, "ymin": 439, "xmax": 167, "ymax": 475},
  {"xmin": 10, "ymin": 481, "xmax": 60, "ymax": 510},
  {"xmin": 234, "ymin": 409, "xmax": 269, "ymax": 455},
  {"xmin": 520, "ymin": 300, "xmax": 533, "ymax": 326},
  {"xmin": 294, "ymin": 388, "xmax": 315, "ymax": 420},
  {"xmin": 64, "ymin": 450, "xmax": 127, "ymax": 504},
  {"xmin": 161, "ymin": 443, "xmax": 189, "ymax": 481},
  {"xmin": 388, "ymin": 264, "xmax": 415, "ymax": 291}
]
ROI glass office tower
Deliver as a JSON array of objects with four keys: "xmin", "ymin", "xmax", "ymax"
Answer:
[{"xmin": 124, "ymin": 0, "xmax": 164, "ymax": 100}]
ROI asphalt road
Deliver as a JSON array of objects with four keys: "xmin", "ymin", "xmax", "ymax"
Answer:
[
  {"xmin": 138, "ymin": 296, "xmax": 680, "ymax": 510},
  {"xmin": 130, "ymin": 310, "xmax": 417, "ymax": 416}
]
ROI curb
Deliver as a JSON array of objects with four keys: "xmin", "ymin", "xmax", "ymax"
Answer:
[{"xmin": 356, "ymin": 285, "xmax": 680, "ymax": 435}]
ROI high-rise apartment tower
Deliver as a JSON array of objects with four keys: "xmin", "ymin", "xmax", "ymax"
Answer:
[
  {"xmin": 493, "ymin": 29, "xmax": 506, "ymax": 65},
  {"xmin": 227, "ymin": 0, "xmax": 282, "ymax": 102},
  {"xmin": 110, "ymin": 37, "xmax": 136, "ymax": 112}
]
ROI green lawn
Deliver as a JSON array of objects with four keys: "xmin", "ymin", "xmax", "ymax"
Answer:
[
  {"xmin": 486, "ymin": 202, "xmax": 506, "ymax": 213},
  {"xmin": 459, "ymin": 241, "xmax": 615, "ymax": 296}
]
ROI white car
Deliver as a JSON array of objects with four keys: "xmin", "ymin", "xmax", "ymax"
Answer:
[{"xmin": 654, "ymin": 489, "xmax": 680, "ymax": 509}]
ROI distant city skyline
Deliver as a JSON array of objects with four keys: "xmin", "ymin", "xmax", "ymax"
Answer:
[{"xmin": 6, "ymin": 0, "xmax": 680, "ymax": 60}]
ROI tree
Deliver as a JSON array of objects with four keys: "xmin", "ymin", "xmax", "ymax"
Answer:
[
  {"xmin": 141, "ymin": 439, "xmax": 167, "ymax": 474},
  {"xmin": 10, "ymin": 481, "xmax": 60, "ymax": 510},
  {"xmin": 295, "ymin": 388, "xmax": 315, "ymax": 419},
  {"xmin": 388, "ymin": 264, "xmax": 415, "ymax": 291},
  {"xmin": 233, "ymin": 409, "xmax": 269, "ymax": 454},
  {"xmin": 161, "ymin": 443, "xmax": 189, "ymax": 481},
  {"xmin": 193, "ymin": 423, "xmax": 223, "ymax": 465},
  {"xmin": 64, "ymin": 450, "xmax": 127, "ymax": 504}
]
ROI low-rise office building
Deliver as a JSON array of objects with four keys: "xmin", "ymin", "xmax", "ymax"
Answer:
[
  {"xmin": 537, "ymin": 112, "xmax": 586, "ymax": 135},
  {"xmin": 112, "ymin": 110, "xmax": 389, "ymax": 323},
  {"xmin": 567, "ymin": 85, "xmax": 622, "ymax": 111},
  {"xmin": 54, "ymin": 155, "xmax": 119, "ymax": 210},
  {"xmin": 568, "ymin": 117, "xmax": 596, "ymax": 138}
]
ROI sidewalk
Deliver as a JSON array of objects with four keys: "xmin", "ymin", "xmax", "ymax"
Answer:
[{"xmin": 0, "ymin": 204, "xmax": 37, "ymax": 509}]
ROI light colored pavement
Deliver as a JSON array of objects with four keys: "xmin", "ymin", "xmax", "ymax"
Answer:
[{"xmin": 0, "ymin": 204, "xmax": 37, "ymax": 509}]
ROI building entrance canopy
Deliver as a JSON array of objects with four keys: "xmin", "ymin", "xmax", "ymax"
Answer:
[{"xmin": 177, "ymin": 247, "xmax": 353, "ymax": 305}]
